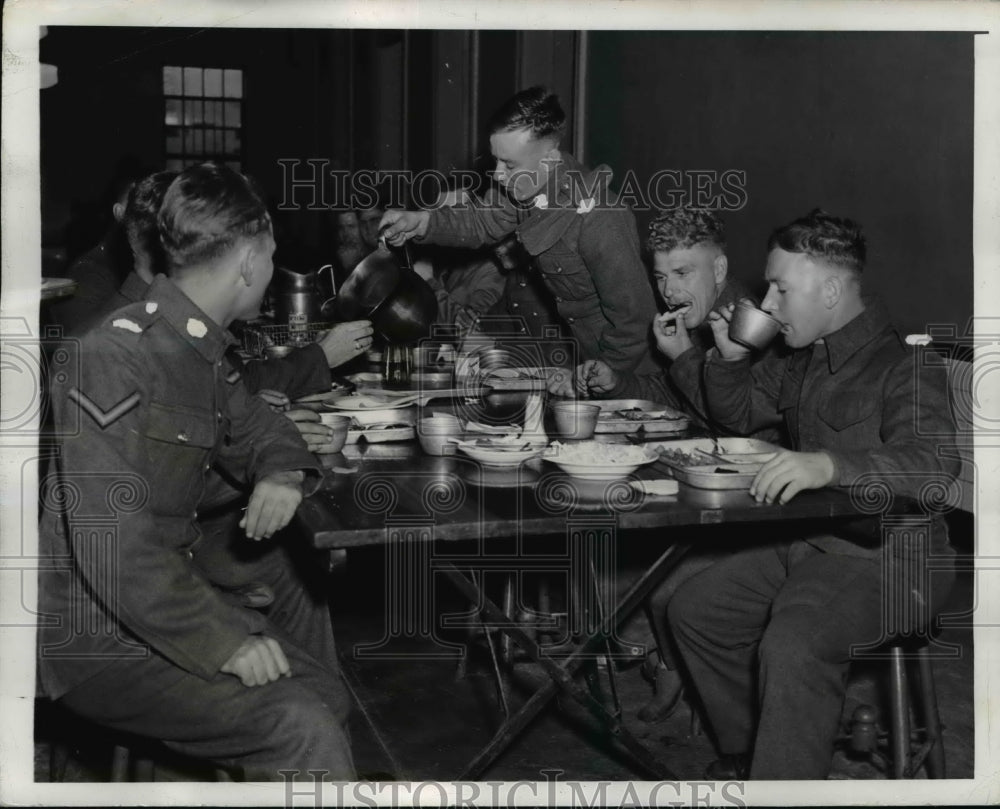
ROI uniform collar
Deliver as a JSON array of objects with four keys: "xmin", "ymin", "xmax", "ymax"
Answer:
[
  {"xmin": 120, "ymin": 270, "xmax": 150, "ymax": 303},
  {"xmin": 144, "ymin": 274, "xmax": 236, "ymax": 363},
  {"xmin": 815, "ymin": 295, "xmax": 897, "ymax": 373}
]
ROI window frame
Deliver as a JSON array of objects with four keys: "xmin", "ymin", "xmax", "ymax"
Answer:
[{"xmin": 161, "ymin": 64, "xmax": 246, "ymax": 171}]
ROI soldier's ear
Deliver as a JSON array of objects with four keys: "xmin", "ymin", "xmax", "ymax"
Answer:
[
  {"xmin": 713, "ymin": 254, "xmax": 728, "ymax": 286},
  {"xmin": 823, "ymin": 272, "xmax": 843, "ymax": 309},
  {"xmin": 237, "ymin": 242, "xmax": 257, "ymax": 287}
]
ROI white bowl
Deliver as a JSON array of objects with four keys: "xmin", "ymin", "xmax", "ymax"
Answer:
[
  {"xmin": 456, "ymin": 439, "xmax": 545, "ymax": 468},
  {"xmin": 542, "ymin": 441, "xmax": 659, "ymax": 480}
]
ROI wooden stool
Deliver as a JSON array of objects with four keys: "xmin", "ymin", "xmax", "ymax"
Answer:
[
  {"xmin": 845, "ymin": 641, "xmax": 945, "ymax": 778},
  {"xmin": 44, "ymin": 707, "xmax": 234, "ymax": 783}
]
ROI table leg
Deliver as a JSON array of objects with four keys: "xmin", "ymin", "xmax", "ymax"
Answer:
[{"xmin": 440, "ymin": 540, "xmax": 692, "ymax": 780}]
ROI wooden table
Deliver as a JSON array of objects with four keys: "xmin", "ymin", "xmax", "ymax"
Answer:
[{"xmin": 296, "ymin": 436, "xmax": 867, "ymax": 779}]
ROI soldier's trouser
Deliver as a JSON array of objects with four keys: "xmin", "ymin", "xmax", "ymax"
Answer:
[
  {"xmin": 193, "ymin": 509, "xmax": 339, "ymax": 675},
  {"xmin": 57, "ymin": 613, "xmax": 355, "ymax": 781},
  {"xmin": 668, "ymin": 539, "xmax": 953, "ymax": 780},
  {"xmin": 618, "ymin": 550, "xmax": 725, "ymax": 668}
]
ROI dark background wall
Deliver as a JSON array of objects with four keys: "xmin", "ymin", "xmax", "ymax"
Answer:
[
  {"xmin": 586, "ymin": 31, "xmax": 974, "ymax": 336},
  {"xmin": 40, "ymin": 28, "xmax": 973, "ymax": 336},
  {"xmin": 40, "ymin": 27, "xmax": 352, "ymax": 264}
]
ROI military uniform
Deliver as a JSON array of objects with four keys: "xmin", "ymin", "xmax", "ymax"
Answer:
[
  {"xmin": 37, "ymin": 275, "xmax": 355, "ymax": 780},
  {"xmin": 89, "ymin": 270, "xmax": 332, "ymax": 400},
  {"xmin": 421, "ymin": 154, "xmax": 659, "ymax": 375},
  {"xmin": 94, "ymin": 270, "xmax": 339, "ymax": 670},
  {"xmin": 669, "ymin": 297, "xmax": 958, "ymax": 778}
]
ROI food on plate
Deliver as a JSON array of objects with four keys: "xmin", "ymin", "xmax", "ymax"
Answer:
[
  {"xmin": 617, "ymin": 408, "xmax": 685, "ymax": 422},
  {"xmin": 719, "ymin": 451, "xmax": 778, "ymax": 464},
  {"xmin": 656, "ymin": 448, "xmax": 705, "ymax": 466},
  {"xmin": 547, "ymin": 441, "xmax": 654, "ymax": 464}
]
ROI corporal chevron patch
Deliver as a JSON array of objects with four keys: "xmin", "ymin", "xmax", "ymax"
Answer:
[{"xmin": 68, "ymin": 387, "xmax": 141, "ymax": 429}]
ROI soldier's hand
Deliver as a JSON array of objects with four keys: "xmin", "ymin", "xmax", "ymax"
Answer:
[
  {"xmin": 546, "ymin": 368, "xmax": 576, "ymax": 398},
  {"xmin": 454, "ymin": 306, "xmax": 478, "ymax": 335},
  {"xmin": 220, "ymin": 635, "xmax": 291, "ymax": 686},
  {"xmin": 707, "ymin": 302, "xmax": 752, "ymax": 361},
  {"xmin": 256, "ymin": 389, "xmax": 291, "ymax": 412},
  {"xmin": 317, "ymin": 320, "xmax": 374, "ymax": 368},
  {"xmin": 285, "ymin": 409, "xmax": 333, "ymax": 452},
  {"xmin": 577, "ymin": 360, "xmax": 616, "ymax": 396},
  {"xmin": 379, "ymin": 210, "xmax": 431, "ymax": 246},
  {"xmin": 750, "ymin": 450, "xmax": 836, "ymax": 505},
  {"xmin": 240, "ymin": 470, "xmax": 305, "ymax": 540},
  {"xmin": 653, "ymin": 310, "xmax": 694, "ymax": 360}
]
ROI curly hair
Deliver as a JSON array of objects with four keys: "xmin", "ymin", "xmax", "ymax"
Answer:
[
  {"xmin": 158, "ymin": 162, "xmax": 271, "ymax": 272},
  {"xmin": 646, "ymin": 207, "xmax": 727, "ymax": 254},
  {"xmin": 487, "ymin": 86, "xmax": 566, "ymax": 143},
  {"xmin": 767, "ymin": 209, "xmax": 866, "ymax": 273},
  {"xmin": 124, "ymin": 170, "xmax": 177, "ymax": 262}
]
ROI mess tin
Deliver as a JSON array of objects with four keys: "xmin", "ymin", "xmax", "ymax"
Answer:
[{"xmin": 728, "ymin": 301, "xmax": 782, "ymax": 350}]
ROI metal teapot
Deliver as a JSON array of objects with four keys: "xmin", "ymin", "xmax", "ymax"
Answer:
[
  {"xmin": 272, "ymin": 264, "xmax": 337, "ymax": 338},
  {"xmin": 336, "ymin": 242, "xmax": 438, "ymax": 344}
]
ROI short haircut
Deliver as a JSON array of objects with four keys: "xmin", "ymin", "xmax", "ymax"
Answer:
[
  {"xmin": 487, "ymin": 86, "xmax": 566, "ymax": 143},
  {"xmin": 767, "ymin": 209, "xmax": 866, "ymax": 273},
  {"xmin": 647, "ymin": 207, "xmax": 727, "ymax": 255},
  {"xmin": 158, "ymin": 162, "xmax": 271, "ymax": 272},
  {"xmin": 123, "ymin": 170, "xmax": 177, "ymax": 261}
]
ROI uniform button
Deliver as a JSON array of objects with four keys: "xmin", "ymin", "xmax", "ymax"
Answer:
[
  {"xmin": 177, "ymin": 431, "xmax": 189, "ymax": 442},
  {"xmin": 216, "ymin": 411, "xmax": 223, "ymax": 421},
  {"xmin": 567, "ymin": 317, "xmax": 575, "ymax": 323},
  {"xmin": 186, "ymin": 549, "xmax": 194, "ymax": 560},
  {"xmin": 555, "ymin": 296, "xmax": 563, "ymax": 302},
  {"xmin": 519, "ymin": 282, "xmax": 527, "ymax": 288},
  {"xmin": 532, "ymin": 311, "xmax": 539, "ymax": 317},
  {"xmin": 203, "ymin": 464, "xmax": 210, "ymax": 472},
  {"xmin": 191, "ymin": 511, "xmax": 198, "ymax": 519},
  {"xmin": 556, "ymin": 267, "xmax": 562, "ymax": 273},
  {"xmin": 512, "ymin": 302, "xmax": 520, "ymax": 308}
]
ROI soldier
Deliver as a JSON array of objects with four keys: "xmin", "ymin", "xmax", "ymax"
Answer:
[
  {"xmin": 37, "ymin": 163, "xmax": 355, "ymax": 781},
  {"xmin": 670, "ymin": 210, "xmax": 957, "ymax": 779},
  {"xmin": 380, "ymin": 86, "xmax": 659, "ymax": 377},
  {"xmin": 554, "ymin": 207, "xmax": 760, "ymax": 419},
  {"xmin": 83, "ymin": 170, "xmax": 375, "ymax": 402}
]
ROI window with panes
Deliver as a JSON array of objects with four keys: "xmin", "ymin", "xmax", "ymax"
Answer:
[{"xmin": 162, "ymin": 66, "xmax": 244, "ymax": 171}]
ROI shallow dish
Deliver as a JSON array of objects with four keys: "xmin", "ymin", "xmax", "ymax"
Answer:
[
  {"xmin": 662, "ymin": 463, "xmax": 761, "ymax": 490},
  {"xmin": 455, "ymin": 438, "xmax": 545, "ymax": 467},
  {"xmin": 651, "ymin": 437, "xmax": 782, "ymax": 490},
  {"xmin": 591, "ymin": 400, "xmax": 690, "ymax": 434},
  {"xmin": 295, "ymin": 386, "xmax": 354, "ymax": 406},
  {"xmin": 593, "ymin": 415, "xmax": 643, "ymax": 435},
  {"xmin": 542, "ymin": 441, "xmax": 659, "ymax": 481},
  {"xmin": 324, "ymin": 393, "xmax": 417, "ymax": 411},
  {"xmin": 359, "ymin": 424, "xmax": 416, "ymax": 444},
  {"xmin": 482, "ymin": 366, "xmax": 561, "ymax": 391}
]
